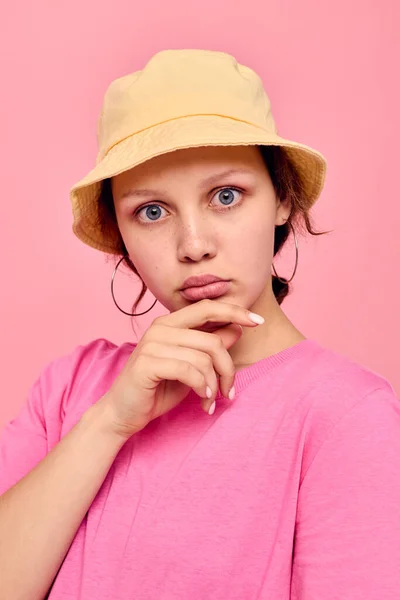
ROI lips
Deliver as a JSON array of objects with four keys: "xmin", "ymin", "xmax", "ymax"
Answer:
[
  {"xmin": 180, "ymin": 281, "xmax": 231, "ymax": 301},
  {"xmin": 180, "ymin": 274, "xmax": 226, "ymax": 290}
]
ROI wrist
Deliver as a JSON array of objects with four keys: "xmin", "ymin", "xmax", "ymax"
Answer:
[{"xmin": 80, "ymin": 397, "xmax": 131, "ymax": 451}]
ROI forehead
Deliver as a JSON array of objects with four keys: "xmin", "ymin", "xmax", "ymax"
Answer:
[{"xmin": 112, "ymin": 145, "xmax": 265, "ymax": 190}]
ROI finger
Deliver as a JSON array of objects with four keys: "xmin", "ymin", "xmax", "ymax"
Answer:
[
  {"xmin": 212, "ymin": 323, "xmax": 243, "ymax": 350},
  {"xmin": 148, "ymin": 357, "xmax": 211, "ymax": 413},
  {"xmin": 141, "ymin": 342, "xmax": 218, "ymax": 400},
  {"xmin": 210, "ymin": 323, "xmax": 243, "ymax": 398},
  {"xmin": 154, "ymin": 298, "xmax": 264, "ymax": 331},
  {"xmin": 144, "ymin": 326, "xmax": 239, "ymax": 399}
]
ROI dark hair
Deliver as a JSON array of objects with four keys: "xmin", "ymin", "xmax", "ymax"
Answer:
[{"xmin": 98, "ymin": 145, "xmax": 327, "ymax": 315}]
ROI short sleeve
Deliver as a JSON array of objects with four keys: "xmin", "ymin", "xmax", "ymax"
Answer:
[
  {"xmin": 0, "ymin": 347, "xmax": 79, "ymax": 497},
  {"xmin": 0, "ymin": 377, "xmax": 50, "ymax": 495},
  {"xmin": 0, "ymin": 338, "xmax": 125, "ymax": 497},
  {"xmin": 291, "ymin": 386, "xmax": 400, "ymax": 599}
]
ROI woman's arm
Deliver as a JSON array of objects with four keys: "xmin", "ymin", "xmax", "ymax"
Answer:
[{"xmin": 0, "ymin": 399, "xmax": 126, "ymax": 600}]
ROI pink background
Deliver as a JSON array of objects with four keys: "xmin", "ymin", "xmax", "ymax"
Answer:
[{"xmin": 1, "ymin": 1, "xmax": 399, "ymax": 429}]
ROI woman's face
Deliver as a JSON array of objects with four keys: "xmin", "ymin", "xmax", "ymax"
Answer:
[{"xmin": 111, "ymin": 145, "xmax": 291, "ymax": 317}]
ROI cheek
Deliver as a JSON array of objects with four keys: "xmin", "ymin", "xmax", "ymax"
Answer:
[
  {"xmin": 230, "ymin": 218, "xmax": 275, "ymax": 267},
  {"xmin": 126, "ymin": 242, "xmax": 173, "ymax": 290}
]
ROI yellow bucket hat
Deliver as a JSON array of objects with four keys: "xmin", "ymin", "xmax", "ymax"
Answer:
[{"xmin": 69, "ymin": 49, "xmax": 327, "ymax": 254}]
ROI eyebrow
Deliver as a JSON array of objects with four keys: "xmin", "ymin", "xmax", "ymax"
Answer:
[{"xmin": 118, "ymin": 168, "xmax": 255, "ymax": 201}]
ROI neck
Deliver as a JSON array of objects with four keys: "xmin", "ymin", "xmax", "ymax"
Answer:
[{"xmin": 229, "ymin": 286, "xmax": 306, "ymax": 370}]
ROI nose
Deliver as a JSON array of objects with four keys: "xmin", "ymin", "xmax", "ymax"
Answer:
[{"xmin": 176, "ymin": 216, "xmax": 217, "ymax": 262}]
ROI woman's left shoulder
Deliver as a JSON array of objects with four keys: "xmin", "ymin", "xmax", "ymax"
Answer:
[
  {"xmin": 295, "ymin": 342, "xmax": 400, "ymax": 492},
  {"xmin": 298, "ymin": 339, "xmax": 399, "ymax": 433},
  {"xmin": 300, "ymin": 340, "xmax": 396, "ymax": 402}
]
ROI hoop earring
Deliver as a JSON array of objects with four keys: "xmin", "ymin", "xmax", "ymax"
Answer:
[
  {"xmin": 111, "ymin": 255, "xmax": 158, "ymax": 316},
  {"xmin": 272, "ymin": 220, "xmax": 299, "ymax": 284}
]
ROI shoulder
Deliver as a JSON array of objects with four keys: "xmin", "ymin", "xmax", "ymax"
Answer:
[
  {"xmin": 41, "ymin": 337, "xmax": 136, "ymax": 387},
  {"xmin": 292, "ymin": 339, "xmax": 396, "ymax": 407},
  {"xmin": 292, "ymin": 340, "xmax": 399, "ymax": 482},
  {"xmin": 62, "ymin": 337, "xmax": 136, "ymax": 373},
  {"xmin": 39, "ymin": 338, "xmax": 137, "ymax": 425},
  {"xmin": 0, "ymin": 338, "xmax": 138, "ymax": 489},
  {"xmin": 269, "ymin": 338, "xmax": 396, "ymax": 417},
  {"xmin": 298, "ymin": 340, "xmax": 393, "ymax": 394}
]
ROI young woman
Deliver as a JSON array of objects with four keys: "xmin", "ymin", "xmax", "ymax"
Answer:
[{"xmin": 1, "ymin": 49, "xmax": 399, "ymax": 600}]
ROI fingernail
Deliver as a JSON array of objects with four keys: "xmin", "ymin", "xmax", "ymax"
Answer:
[
  {"xmin": 228, "ymin": 386, "xmax": 235, "ymax": 400},
  {"xmin": 206, "ymin": 386, "xmax": 212, "ymax": 399},
  {"xmin": 248, "ymin": 312, "xmax": 265, "ymax": 325},
  {"xmin": 208, "ymin": 401, "xmax": 216, "ymax": 415}
]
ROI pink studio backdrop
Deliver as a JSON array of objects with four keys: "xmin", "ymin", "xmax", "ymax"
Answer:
[{"xmin": 0, "ymin": 1, "xmax": 399, "ymax": 429}]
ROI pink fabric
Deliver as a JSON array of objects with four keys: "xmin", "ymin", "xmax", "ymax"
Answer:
[{"xmin": 1, "ymin": 338, "xmax": 400, "ymax": 599}]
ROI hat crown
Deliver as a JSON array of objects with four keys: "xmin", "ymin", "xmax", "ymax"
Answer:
[{"xmin": 96, "ymin": 49, "xmax": 277, "ymax": 164}]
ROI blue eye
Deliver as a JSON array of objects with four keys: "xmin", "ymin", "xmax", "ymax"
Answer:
[
  {"xmin": 135, "ymin": 187, "xmax": 242, "ymax": 223},
  {"xmin": 212, "ymin": 187, "xmax": 242, "ymax": 207},
  {"xmin": 136, "ymin": 204, "xmax": 167, "ymax": 223}
]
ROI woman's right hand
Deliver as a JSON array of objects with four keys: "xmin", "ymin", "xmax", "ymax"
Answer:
[{"xmin": 95, "ymin": 299, "xmax": 264, "ymax": 441}]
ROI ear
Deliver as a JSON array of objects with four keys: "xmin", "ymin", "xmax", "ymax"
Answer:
[{"xmin": 275, "ymin": 196, "xmax": 292, "ymax": 226}]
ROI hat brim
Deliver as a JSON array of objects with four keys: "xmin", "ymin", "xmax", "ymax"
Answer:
[{"xmin": 70, "ymin": 115, "xmax": 327, "ymax": 254}]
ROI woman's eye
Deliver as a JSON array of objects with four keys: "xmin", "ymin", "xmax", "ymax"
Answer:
[
  {"xmin": 136, "ymin": 204, "xmax": 167, "ymax": 223},
  {"xmin": 135, "ymin": 187, "xmax": 242, "ymax": 223},
  {"xmin": 211, "ymin": 187, "xmax": 242, "ymax": 208}
]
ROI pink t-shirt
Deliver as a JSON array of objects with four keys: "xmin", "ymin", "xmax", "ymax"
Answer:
[{"xmin": 1, "ymin": 338, "xmax": 400, "ymax": 599}]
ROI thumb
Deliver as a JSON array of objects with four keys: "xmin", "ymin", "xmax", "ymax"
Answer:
[{"xmin": 212, "ymin": 323, "xmax": 243, "ymax": 350}]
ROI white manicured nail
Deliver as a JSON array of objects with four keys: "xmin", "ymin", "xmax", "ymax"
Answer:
[{"xmin": 249, "ymin": 312, "xmax": 265, "ymax": 324}]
